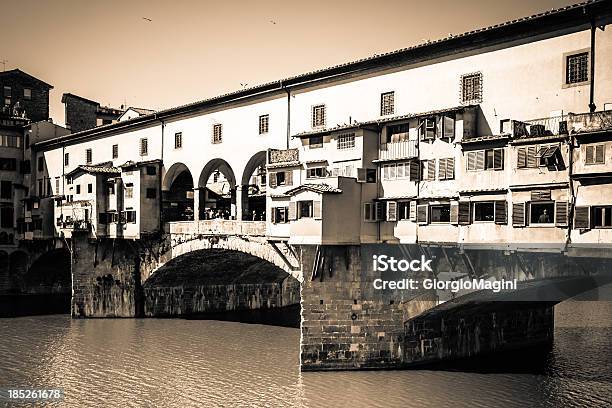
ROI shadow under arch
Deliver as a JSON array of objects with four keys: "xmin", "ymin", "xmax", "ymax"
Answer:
[
  {"xmin": 162, "ymin": 162, "xmax": 194, "ymax": 222},
  {"xmin": 143, "ymin": 248, "xmax": 300, "ymax": 326},
  {"xmin": 240, "ymin": 151, "xmax": 267, "ymax": 221},
  {"xmin": 197, "ymin": 159, "xmax": 237, "ymax": 220}
]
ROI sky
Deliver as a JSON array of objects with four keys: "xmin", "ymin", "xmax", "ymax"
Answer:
[{"xmin": 0, "ymin": 0, "xmax": 580, "ymax": 126}]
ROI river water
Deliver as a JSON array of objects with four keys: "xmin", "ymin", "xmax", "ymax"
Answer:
[{"xmin": 1, "ymin": 300, "xmax": 611, "ymax": 407}]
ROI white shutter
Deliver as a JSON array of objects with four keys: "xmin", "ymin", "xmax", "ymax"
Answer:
[{"xmin": 386, "ymin": 201, "xmax": 397, "ymax": 222}]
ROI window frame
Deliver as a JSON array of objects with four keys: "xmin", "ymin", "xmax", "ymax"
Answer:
[
  {"xmin": 528, "ymin": 201, "xmax": 555, "ymax": 226},
  {"xmin": 563, "ymin": 49, "xmax": 590, "ymax": 88},
  {"xmin": 212, "ymin": 123, "xmax": 223, "ymax": 144},
  {"xmin": 460, "ymin": 72, "xmax": 483, "ymax": 104},
  {"xmin": 592, "ymin": 205, "xmax": 612, "ymax": 229},
  {"xmin": 298, "ymin": 200, "xmax": 314, "ymax": 219},
  {"xmin": 429, "ymin": 203, "xmax": 451, "ymax": 224},
  {"xmin": 337, "ymin": 133, "xmax": 355, "ymax": 150},
  {"xmin": 472, "ymin": 201, "xmax": 496, "ymax": 223},
  {"xmin": 311, "ymin": 104, "xmax": 326, "ymax": 129},
  {"xmin": 86, "ymin": 149, "xmax": 92, "ymax": 164},
  {"xmin": 380, "ymin": 91, "xmax": 395, "ymax": 116},
  {"xmin": 258, "ymin": 114, "xmax": 269, "ymax": 135},
  {"xmin": 174, "ymin": 132, "xmax": 183, "ymax": 149},
  {"xmin": 23, "ymin": 88, "xmax": 32, "ymax": 100}
]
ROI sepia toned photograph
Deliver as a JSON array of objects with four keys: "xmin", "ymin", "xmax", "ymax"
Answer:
[{"xmin": 1, "ymin": 0, "xmax": 611, "ymax": 406}]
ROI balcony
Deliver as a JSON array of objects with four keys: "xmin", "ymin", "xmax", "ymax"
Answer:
[
  {"xmin": 511, "ymin": 110, "xmax": 612, "ymax": 137},
  {"xmin": 378, "ymin": 140, "xmax": 418, "ymax": 161}
]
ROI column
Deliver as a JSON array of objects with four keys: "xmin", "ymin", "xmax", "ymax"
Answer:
[{"xmin": 193, "ymin": 187, "xmax": 200, "ymax": 222}]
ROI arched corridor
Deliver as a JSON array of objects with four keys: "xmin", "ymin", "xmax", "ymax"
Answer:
[{"xmin": 162, "ymin": 163, "xmax": 194, "ymax": 222}]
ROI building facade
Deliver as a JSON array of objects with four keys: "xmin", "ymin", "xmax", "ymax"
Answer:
[
  {"xmin": 61, "ymin": 93, "xmax": 124, "ymax": 133},
  {"xmin": 27, "ymin": 0, "xmax": 612, "ymax": 254}
]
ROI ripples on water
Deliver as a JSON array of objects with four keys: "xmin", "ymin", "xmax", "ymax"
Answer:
[{"xmin": 0, "ymin": 301, "xmax": 611, "ymax": 408}]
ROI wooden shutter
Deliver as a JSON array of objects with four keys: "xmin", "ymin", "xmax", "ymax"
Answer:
[
  {"xmin": 517, "ymin": 147, "xmax": 527, "ymax": 168},
  {"xmin": 450, "ymin": 201, "xmax": 459, "ymax": 225},
  {"xmin": 531, "ymin": 189, "xmax": 551, "ymax": 201},
  {"xmin": 387, "ymin": 201, "xmax": 397, "ymax": 222},
  {"xmin": 409, "ymin": 201, "xmax": 417, "ymax": 221},
  {"xmin": 375, "ymin": 201, "xmax": 385, "ymax": 221},
  {"xmin": 269, "ymin": 172, "xmax": 277, "ymax": 188},
  {"xmin": 427, "ymin": 160, "xmax": 435, "ymax": 180},
  {"xmin": 493, "ymin": 149, "xmax": 504, "ymax": 170},
  {"xmin": 476, "ymin": 150, "xmax": 485, "ymax": 170},
  {"xmin": 585, "ymin": 145, "xmax": 594, "ymax": 164},
  {"xmin": 313, "ymin": 201, "xmax": 322, "ymax": 219},
  {"xmin": 288, "ymin": 202, "xmax": 297, "ymax": 220},
  {"xmin": 527, "ymin": 146, "xmax": 537, "ymax": 168},
  {"xmin": 285, "ymin": 171, "xmax": 293, "ymax": 186},
  {"xmin": 438, "ymin": 158, "xmax": 446, "ymax": 180},
  {"xmin": 555, "ymin": 201, "xmax": 568, "ymax": 226},
  {"xmin": 446, "ymin": 158, "xmax": 455, "ymax": 179},
  {"xmin": 409, "ymin": 161, "xmax": 420, "ymax": 181},
  {"xmin": 574, "ymin": 206, "xmax": 590, "ymax": 229},
  {"xmin": 458, "ymin": 201, "xmax": 471, "ymax": 225},
  {"xmin": 494, "ymin": 200, "xmax": 507, "ymax": 224},
  {"xmin": 443, "ymin": 115, "xmax": 455, "ymax": 139},
  {"xmin": 512, "ymin": 203, "xmax": 526, "ymax": 227},
  {"xmin": 416, "ymin": 204, "xmax": 429, "ymax": 224},
  {"xmin": 357, "ymin": 168, "xmax": 367, "ymax": 182},
  {"xmin": 270, "ymin": 207, "xmax": 276, "ymax": 224},
  {"xmin": 595, "ymin": 144, "xmax": 605, "ymax": 164},
  {"xmin": 467, "ymin": 151, "xmax": 476, "ymax": 171}
]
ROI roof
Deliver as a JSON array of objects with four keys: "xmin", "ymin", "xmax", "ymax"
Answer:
[
  {"xmin": 285, "ymin": 183, "xmax": 342, "ymax": 195},
  {"xmin": 376, "ymin": 195, "xmax": 417, "ymax": 201},
  {"xmin": 459, "ymin": 187, "xmax": 508, "ymax": 194},
  {"xmin": 460, "ymin": 134, "xmax": 510, "ymax": 144},
  {"xmin": 129, "ymin": 107, "xmax": 155, "ymax": 115},
  {"xmin": 35, "ymin": 0, "xmax": 610, "ymax": 148},
  {"xmin": 293, "ymin": 105, "xmax": 476, "ymax": 138},
  {"xmin": 66, "ymin": 163, "xmax": 120, "ymax": 177},
  {"xmin": 61, "ymin": 93, "xmax": 98, "ymax": 105},
  {"xmin": 0, "ymin": 69, "xmax": 53, "ymax": 89},
  {"xmin": 119, "ymin": 159, "xmax": 162, "ymax": 169},
  {"xmin": 267, "ymin": 161, "xmax": 302, "ymax": 169}
]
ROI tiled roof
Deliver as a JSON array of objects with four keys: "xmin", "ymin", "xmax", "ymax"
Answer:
[
  {"xmin": 266, "ymin": 161, "xmax": 301, "ymax": 169},
  {"xmin": 459, "ymin": 188, "xmax": 508, "ymax": 194},
  {"xmin": 285, "ymin": 183, "xmax": 342, "ymax": 195},
  {"xmin": 376, "ymin": 195, "xmax": 416, "ymax": 200},
  {"xmin": 460, "ymin": 134, "xmax": 510, "ymax": 144},
  {"xmin": 67, "ymin": 163, "xmax": 120, "ymax": 176}
]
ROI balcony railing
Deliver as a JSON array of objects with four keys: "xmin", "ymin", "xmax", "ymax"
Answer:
[
  {"xmin": 167, "ymin": 220, "xmax": 266, "ymax": 236},
  {"xmin": 513, "ymin": 111, "xmax": 612, "ymax": 137},
  {"xmin": 378, "ymin": 140, "xmax": 418, "ymax": 161}
]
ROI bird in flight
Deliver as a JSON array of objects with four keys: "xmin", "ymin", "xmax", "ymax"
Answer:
[
  {"xmin": 142, "ymin": 17, "xmax": 152, "ymax": 22},
  {"xmin": 269, "ymin": 20, "xmax": 276, "ymax": 25},
  {"xmin": 240, "ymin": 83, "xmax": 249, "ymax": 88}
]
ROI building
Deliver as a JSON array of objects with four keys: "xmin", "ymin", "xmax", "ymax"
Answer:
[
  {"xmin": 28, "ymin": 0, "xmax": 612, "ymax": 253},
  {"xmin": 61, "ymin": 93, "xmax": 124, "ymax": 132},
  {"xmin": 0, "ymin": 69, "xmax": 53, "ymax": 123}
]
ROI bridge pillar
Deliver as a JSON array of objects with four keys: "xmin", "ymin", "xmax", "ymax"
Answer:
[
  {"xmin": 193, "ymin": 187, "xmax": 201, "ymax": 222},
  {"xmin": 234, "ymin": 185, "xmax": 244, "ymax": 221}
]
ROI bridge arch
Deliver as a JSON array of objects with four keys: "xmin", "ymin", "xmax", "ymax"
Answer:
[
  {"xmin": 24, "ymin": 248, "xmax": 71, "ymax": 293},
  {"xmin": 162, "ymin": 162, "xmax": 195, "ymax": 221},
  {"xmin": 240, "ymin": 151, "xmax": 267, "ymax": 221}
]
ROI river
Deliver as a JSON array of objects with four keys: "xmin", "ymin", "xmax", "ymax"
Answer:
[{"xmin": 1, "ymin": 300, "xmax": 611, "ymax": 407}]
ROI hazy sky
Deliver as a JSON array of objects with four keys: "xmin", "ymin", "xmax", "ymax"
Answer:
[{"xmin": 0, "ymin": 0, "xmax": 579, "ymax": 125}]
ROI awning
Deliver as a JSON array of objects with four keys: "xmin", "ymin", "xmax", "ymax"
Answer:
[{"xmin": 535, "ymin": 145, "xmax": 558, "ymax": 158}]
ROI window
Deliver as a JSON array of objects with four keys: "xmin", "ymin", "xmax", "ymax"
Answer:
[
  {"xmin": 473, "ymin": 202, "xmax": 495, "ymax": 222},
  {"xmin": 272, "ymin": 207, "xmax": 288, "ymax": 224},
  {"xmin": 3, "ymin": 86, "xmax": 11, "ymax": 97},
  {"xmin": 37, "ymin": 156, "xmax": 44, "ymax": 172},
  {"xmin": 140, "ymin": 138, "xmax": 148, "ymax": 156},
  {"xmin": 125, "ymin": 184, "xmax": 133, "ymax": 199},
  {"xmin": 382, "ymin": 161, "xmax": 413, "ymax": 180},
  {"xmin": 64, "ymin": 153, "xmax": 69, "ymax": 166},
  {"xmin": 467, "ymin": 148, "xmax": 504, "ymax": 171},
  {"xmin": 312, "ymin": 104, "xmax": 326, "ymax": 128},
  {"xmin": 565, "ymin": 52, "xmax": 589, "ymax": 85},
  {"xmin": 0, "ymin": 135, "xmax": 21, "ymax": 148},
  {"xmin": 76, "ymin": 185, "xmax": 81, "ymax": 194},
  {"xmin": 530, "ymin": 202, "xmax": 554, "ymax": 224},
  {"xmin": 0, "ymin": 181, "xmax": 11, "ymax": 199},
  {"xmin": 438, "ymin": 158, "xmax": 455, "ymax": 180},
  {"xmin": 108, "ymin": 182, "xmax": 115, "ymax": 195},
  {"xmin": 363, "ymin": 202, "xmax": 375, "ymax": 221},
  {"xmin": 397, "ymin": 201, "xmax": 412, "ymax": 220},
  {"xmin": 337, "ymin": 133, "xmax": 355, "ymax": 150},
  {"xmin": 385, "ymin": 123, "xmax": 409, "ymax": 143},
  {"xmin": 380, "ymin": 92, "xmax": 395, "ymax": 116},
  {"xmin": 593, "ymin": 206, "xmax": 612, "ymax": 228},
  {"xmin": 146, "ymin": 188, "xmax": 157, "ymax": 199},
  {"xmin": 23, "ymin": 88, "xmax": 32, "ymax": 100},
  {"xmin": 259, "ymin": 115, "xmax": 269, "ymax": 135},
  {"xmin": 421, "ymin": 160, "xmax": 436, "ymax": 181},
  {"xmin": 298, "ymin": 200, "xmax": 313, "ymax": 218},
  {"xmin": 125, "ymin": 210, "xmax": 137, "ymax": 223},
  {"xmin": 461, "ymin": 72, "xmax": 483, "ymax": 103},
  {"xmin": 430, "ymin": 204, "xmax": 451, "ymax": 223},
  {"xmin": 87, "ymin": 184, "xmax": 93, "ymax": 194},
  {"xmin": 86, "ymin": 149, "xmax": 92, "ymax": 164},
  {"xmin": 55, "ymin": 177, "xmax": 60, "ymax": 194},
  {"xmin": 517, "ymin": 145, "xmax": 558, "ymax": 168},
  {"xmin": 419, "ymin": 118, "xmax": 436, "ymax": 140},
  {"xmin": 212, "ymin": 124, "xmax": 222, "ymax": 143},
  {"xmin": 0, "ymin": 207, "xmax": 13, "ymax": 229},
  {"xmin": 585, "ymin": 144, "xmax": 605, "ymax": 165},
  {"xmin": 112, "ymin": 144, "xmax": 119, "ymax": 159},
  {"xmin": 0, "ymin": 158, "xmax": 16, "ymax": 171},
  {"xmin": 307, "ymin": 167, "xmax": 327, "ymax": 178},
  {"xmin": 275, "ymin": 172, "xmax": 286, "ymax": 186},
  {"xmin": 309, "ymin": 135, "xmax": 323, "ymax": 149},
  {"xmin": 175, "ymin": 132, "xmax": 182, "ymax": 149},
  {"xmin": 146, "ymin": 166, "xmax": 157, "ymax": 175}
]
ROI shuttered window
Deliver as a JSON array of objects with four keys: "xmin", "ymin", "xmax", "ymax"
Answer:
[
  {"xmin": 531, "ymin": 189, "xmax": 551, "ymax": 201},
  {"xmin": 409, "ymin": 201, "xmax": 417, "ymax": 221},
  {"xmin": 458, "ymin": 201, "xmax": 471, "ymax": 224},
  {"xmin": 438, "ymin": 158, "xmax": 455, "ymax": 180},
  {"xmin": 421, "ymin": 160, "xmax": 436, "ymax": 180},
  {"xmin": 139, "ymin": 138, "xmax": 148, "ymax": 156},
  {"xmin": 386, "ymin": 201, "xmax": 397, "ymax": 222},
  {"xmin": 555, "ymin": 201, "xmax": 569, "ymax": 226},
  {"xmin": 494, "ymin": 201, "xmax": 507, "ymax": 225},
  {"xmin": 313, "ymin": 201, "xmax": 322, "ymax": 219},
  {"xmin": 363, "ymin": 202, "xmax": 374, "ymax": 221},
  {"xmin": 375, "ymin": 201, "xmax": 385, "ymax": 221},
  {"xmin": 585, "ymin": 144, "xmax": 605, "ymax": 165},
  {"xmin": 574, "ymin": 206, "xmax": 590, "ymax": 229},
  {"xmin": 416, "ymin": 204, "xmax": 429, "ymax": 224},
  {"xmin": 288, "ymin": 202, "xmax": 297, "ymax": 221},
  {"xmin": 450, "ymin": 201, "xmax": 459, "ymax": 224},
  {"xmin": 512, "ymin": 203, "xmax": 526, "ymax": 227}
]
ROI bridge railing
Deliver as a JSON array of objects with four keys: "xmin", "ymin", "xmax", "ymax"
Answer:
[{"xmin": 167, "ymin": 220, "xmax": 267, "ymax": 236}]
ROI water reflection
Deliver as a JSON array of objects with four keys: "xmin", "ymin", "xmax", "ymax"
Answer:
[{"xmin": 0, "ymin": 301, "xmax": 610, "ymax": 407}]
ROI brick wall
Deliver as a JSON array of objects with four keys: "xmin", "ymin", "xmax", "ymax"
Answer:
[
  {"xmin": 63, "ymin": 96, "xmax": 98, "ymax": 133},
  {"xmin": 0, "ymin": 73, "xmax": 50, "ymax": 122}
]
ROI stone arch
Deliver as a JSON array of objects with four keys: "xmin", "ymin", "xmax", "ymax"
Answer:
[
  {"xmin": 24, "ymin": 248, "xmax": 71, "ymax": 293},
  {"xmin": 162, "ymin": 162, "xmax": 195, "ymax": 222},
  {"xmin": 197, "ymin": 159, "xmax": 237, "ymax": 220},
  {"xmin": 240, "ymin": 151, "xmax": 267, "ymax": 221}
]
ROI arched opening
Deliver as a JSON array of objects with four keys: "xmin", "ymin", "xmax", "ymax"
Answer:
[
  {"xmin": 198, "ymin": 159, "xmax": 237, "ymax": 220},
  {"xmin": 24, "ymin": 249, "xmax": 71, "ymax": 294},
  {"xmin": 0, "ymin": 251, "xmax": 8, "ymax": 293},
  {"xmin": 143, "ymin": 249, "xmax": 300, "ymax": 326},
  {"xmin": 241, "ymin": 151, "xmax": 267, "ymax": 221},
  {"xmin": 162, "ymin": 162, "xmax": 194, "ymax": 222}
]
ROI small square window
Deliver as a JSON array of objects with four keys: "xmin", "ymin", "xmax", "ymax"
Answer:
[
  {"xmin": 309, "ymin": 135, "xmax": 323, "ymax": 149},
  {"xmin": 530, "ymin": 202, "xmax": 554, "ymax": 224},
  {"xmin": 212, "ymin": 124, "xmax": 223, "ymax": 143},
  {"xmin": 112, "ymin": 144, "xmax": 119, "ymax": 159},
  {"xmin": 146, "ymin": 166, "xmax": 157, "ymax": 175},
  {"xmin": 86, "ymin": 149, "xmax": 92, "ymax": 164},
  {"xmin": 259, "ymin": 115, "xmax": 269, "ymax": 135},
  {"xmin": 337, "ymin": 133, "xmax": 355, "ymax": 150},
  {"xmin": 312, "ymin": 105, "xmax": 326, "ymax": 128},
  {"xmin": 566, "ymin": 52, "xmax": 589, "ymax": 85},
  {"xmin": 175, "ymin": 132, "xmax": 182, "ymax": 149},
  {"xmin": 140, "ymin": 138, "xmax": 148, "ymax": 156},
  {"xmin": 380, "ymin": 92, "xmax": 395, "ymax": 116},
  {"xmin": 64, "ymin": 153, "xmax": 69, "ymax": 166},
  {"xmin": 146, "ymin": 188, "xmax": 157, "ymax": 199},
  {"xmin": 23, "ymin": 88, "xmax": 32, "ymax": 100},
  {"xmin": 3, "ymin": 86, "xmax": 11, "ymax": 97},
  {"xmin": 87, "ymin": 183, "xmax": 93, "ymax": 194},
  {"xmin": 461, "ymin": 72, "xmax": 483, "ymax": 104}
]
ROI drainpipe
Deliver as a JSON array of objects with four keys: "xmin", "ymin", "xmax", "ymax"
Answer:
[
  {"xmin": 566, "ymin": 133, "xmax": 575, "ymax": 251},
  {"xmin": 589, "ymin": 17, "xmax": 597, "ymax": 113}
]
